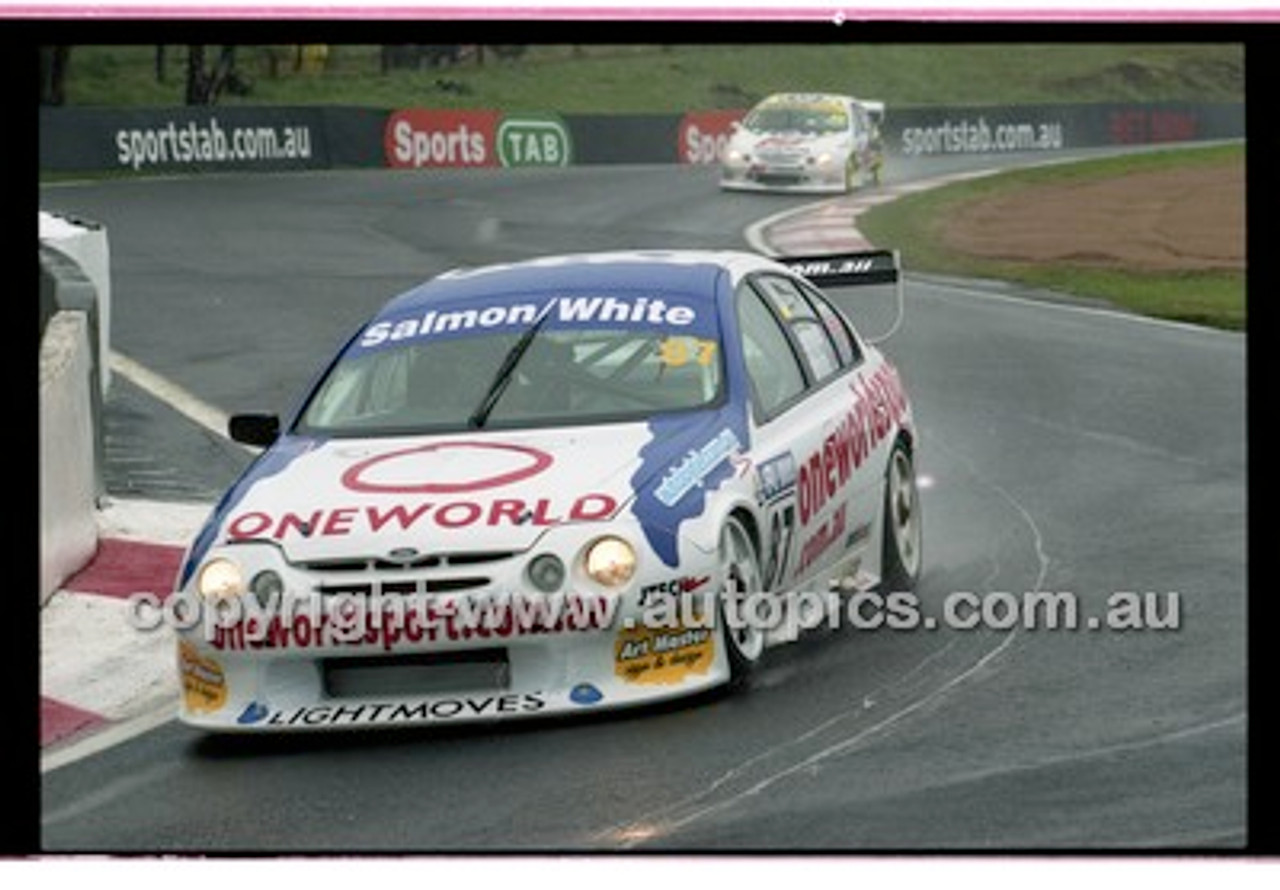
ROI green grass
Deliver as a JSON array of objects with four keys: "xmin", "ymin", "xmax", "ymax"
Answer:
[
  {"xmin": 857, "ymin": 143, "xmax": 1246, "ymax": 330},
  {"xmin": 55, "ymin": 43, "xmax": 1243, "ymax": 112}
]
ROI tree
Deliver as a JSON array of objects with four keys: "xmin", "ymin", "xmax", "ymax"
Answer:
[
  {"xmin": 39, "ymin": 46, "xmax": 71, "ymax": 105},
  {"xmin": 185, "ymin": 46, "xmax": 249, "ymax": 105}
]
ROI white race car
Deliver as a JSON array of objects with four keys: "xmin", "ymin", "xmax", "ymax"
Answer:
[
  {"xmin": 720, "ymin": 92, "xmax": 884, "ymax": 193},
  {"xmin": 175, "ymin": 249, "xmax": 921, "ymax": 731}
]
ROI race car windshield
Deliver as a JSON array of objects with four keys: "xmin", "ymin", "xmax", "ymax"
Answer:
[
  {"xmin": 297, "ymin": 326, "xmax": 725, "ymax": 436},
  {"xmin": 745, "ymin": 105, "xmax": 848, "ymax": 134}
]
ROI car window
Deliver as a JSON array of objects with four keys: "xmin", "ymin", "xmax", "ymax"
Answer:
[
  {"xmin": 754, "ymin": 276, "xmax": 841, "ymax": 383},
  {"xmin": 799, "ymin": 281, "xmax": 862, "ymax": 368},
  {"xmin": 298, "ymin": 302, "xmax": 723, "ymax": 435},
  {"xmin": 735, "ymin": 283, "xmax": 806, "ymax": 418},
  {"xmin": 745, "ymin": 102, "xmax": 849, "ymax": 135}
]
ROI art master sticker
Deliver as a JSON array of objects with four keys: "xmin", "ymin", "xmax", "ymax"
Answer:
[
  {"xmin": 614, "ymin": 621, "xmax": 716, "ymax": 685},
  {"xmin": 180, "ymin": 640, "xmax": 228, "ymax": 714}
]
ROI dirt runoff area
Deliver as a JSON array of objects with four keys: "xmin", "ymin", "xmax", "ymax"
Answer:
[{"xmin": 939, "ymin": 157, "xmax": 1245, "ymax": 272}]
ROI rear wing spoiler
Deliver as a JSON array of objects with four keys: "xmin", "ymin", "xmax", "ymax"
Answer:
[{"xmin": 777, "ymin": 249, "xmax": 901, "ymax": 287}]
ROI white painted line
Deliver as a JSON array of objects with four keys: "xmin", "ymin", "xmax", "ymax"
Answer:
[
  {"xmin": 109, "ymin": 350, "xmax": 253, "ymax": 451},
  {"xmin": 41, "ymin": 705, "xmax": 177, "ymax": 773},
  {"xmin": 913, "ymin": 277, "xmax": 1245, "ymax": 337}
]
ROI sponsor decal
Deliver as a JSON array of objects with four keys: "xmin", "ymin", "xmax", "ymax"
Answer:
[
  {"xmin": 900, "ymin": 117, "xmax": 1065, "ymax": 157},
  {"xmin": 238, "ymin": 701, "xmax": 270, "ymax": 725},
  {"xmin": 653, "ymin": 428, "xmax": 743, "ymax": 508},
  {"xmin": 795, "ymin": 502, "xmax": 846, "ymax": 576},
  {"xmin": 384, "ymin": 109, "xmax": 499, "ymax": 168},
  {"xmin": 209, "ymin": 592, "xmax": 615, "ymax": 652},
  {"xmin": 638, "ymin": 574, "xmax": 711, "ymax": 608},
  {"xmin": 796, "ymin": 362, "xmax": 909, "ymax": 527},
  {"xmin": 226, "ymin": 493, "xmax": 617, "ymax": 541},
  {"xmin": 614, "ymin": 621, "xmax": 715, "ymax": 685},
  {"xmin": 1109, "ymin": 108, "xmax": 1199, "ymax": 145},
  {"xmin": 497, "ymin": 115, "xmax": 573, "ymax": 167},
  {"xmin": 679, "ymin": 109, "xmax": 745, "ymax": 165},
  {"xmin": 755, "ymin": 452, "xmax": 797, "ymax": 505},
  {"xmin": 569, "ymin": 683, "xmax": 604, "ymax": 706},
  {"xmin": 266, "ymin": 693, "xmax": 546, "ymax": 726},
  {"xmin": 179, "ymin": 640, "xmax": 228, "ymax": 714},
  {"xmin": 629, "ymin": 297, "xmax": 751, "ymax": 565},
  {"xmin": 115, "ymin": 117, "xmax": 314, "ymax": 171},
  {"xmin": 357, "ymin": 293, "xmax": 700, "ymax": 351},
  {"xmin": 383, "ymin": 110, "xmax": 576, "ymax": 169},
  {"xmin": 340, "ymin": 441, "xmax": 554, "ymax": 495}
]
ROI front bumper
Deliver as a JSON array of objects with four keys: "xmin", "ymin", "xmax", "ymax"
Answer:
[
  {"xmin": 176, "ymin": 525, "xmax": 731, "ymax": 732},
  {"xmin": 720, "ymin": 160, "xmax": 847, "ymax": 194}
]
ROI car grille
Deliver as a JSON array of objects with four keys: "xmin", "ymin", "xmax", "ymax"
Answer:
[
  {"xmin": 756, "ymin": 171, "xmax": 806, "ymax": 185},
  {"xmin": 297, "ymin": 551, "xmax": 519, "ymax": 597},
  {"xmin": 322, "ymin": 648, "xmax": 511, "ymax": 698}
]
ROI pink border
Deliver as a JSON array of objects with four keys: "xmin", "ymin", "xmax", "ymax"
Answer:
[{"xmin": 6, "ymin": 5, "xmax": 1280, "ymax": 21}]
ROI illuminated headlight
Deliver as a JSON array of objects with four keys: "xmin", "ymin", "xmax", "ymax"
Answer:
[
  {"xmin": 815, "ymin": 152, "xmax": 834, "ymax": 166},
  {"xmin": 249, "ymin": 570, "xmax": 284, "ymax": 607},
  {"xmin": 197, "ymin": 558, "xmax": 245, "ymax": 600},
  {"xmin": 726, "ymin": 149, "xmax": 744, "ymax": 164},
  {"xmin": 583, "ymin": 537, "xmax": 637, "ymax": 588},
  {"xmin": 526, "ymin": 553, "xmax": 566, "ymax": 593}
]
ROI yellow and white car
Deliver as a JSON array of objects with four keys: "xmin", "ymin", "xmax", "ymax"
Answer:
[{"xmin": 721, "ymin": 93, "xmax": 884, "ymax": 193}]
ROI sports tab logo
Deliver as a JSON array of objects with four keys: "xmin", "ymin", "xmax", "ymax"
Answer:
[{"xmin": 384, "ymin": 110, "xmax": 573, "ymax": 169}]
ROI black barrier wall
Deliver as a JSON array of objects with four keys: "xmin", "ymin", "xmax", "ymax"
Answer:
[{"xmin": 39, "ymin": 101, "xmax": 1245, "ymax": 174}]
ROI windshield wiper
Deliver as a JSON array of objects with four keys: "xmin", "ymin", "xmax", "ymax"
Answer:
[{"xmin": 467, "ymin": 299, "xmax": 556, "ymax": 429}]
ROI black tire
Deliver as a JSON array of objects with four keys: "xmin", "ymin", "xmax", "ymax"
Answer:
[
  {"xmin": 719, "ymin": 515, "xmax": 765, "ymax": 685},
  {"xmin": 881, "ymin": 441, "xmax": 923, "ymax": 593}
]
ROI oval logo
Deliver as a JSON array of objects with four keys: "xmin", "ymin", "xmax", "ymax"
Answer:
[{"xmin": 341, "ymin": 441, "xmax": 553, "ymax": 494}]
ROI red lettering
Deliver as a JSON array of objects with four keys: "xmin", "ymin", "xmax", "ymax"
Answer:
[
  {"xmin": 276, "ymin": 510, "xmax": 322, "ymax": 540},
  {"xmin": 488, "ymin": 498, "xmax": 526, "ymax": 525},
  {"xmin": 436, "ymin": 501, "xmax": 482, "ymax": 528},
  {"xmin": 569, "ymin": 493, "xmax": 618, "ymax": 521},
  {"xmin": 228, "ymin": 511, "xmax": 271, "ymax": 539},
  {"xmin": 367, "ymin": 502, "xmax": 433, "ymax": 532},
  {"xmin": 823, "ymin": 437, "xmax": 839, "ymax": 499},
  {"xmin": 528, "ymin": 498, "xmax": 561, "ymax": 526},
  {"xmin": 322, "ymin": 506, "xmax": 357, "ymax": 536}
]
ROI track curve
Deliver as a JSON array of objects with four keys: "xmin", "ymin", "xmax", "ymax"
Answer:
[{"xmin": 39, "ymin": 154, "xmax": 1245, "ymax": 850}]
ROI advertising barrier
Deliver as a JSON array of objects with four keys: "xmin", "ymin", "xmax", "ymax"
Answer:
[{"xmin": 40, "ymin": 101, "xmax": 1243, "ymax": 174}]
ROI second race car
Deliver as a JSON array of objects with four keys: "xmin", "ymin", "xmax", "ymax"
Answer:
[{"xmin": 720, "ymin": 92, "xmax": 884, "ymax": 193}]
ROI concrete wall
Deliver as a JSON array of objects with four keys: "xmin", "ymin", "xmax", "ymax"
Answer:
[
  {"xmin": 39, "ymin": 212, "xmax": 112, "ymax": 604},
  {"xmin": 40, "ymin": 311, "xmax": 98, "ymax": 604}
]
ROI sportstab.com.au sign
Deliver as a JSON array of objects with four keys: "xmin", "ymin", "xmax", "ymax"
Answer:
[
  {"xmin": 383, "ymin": 109, "xmax": 573, "ymax": 168},
  {"xmin": 115, "ymin": 117, "xmax": 315, "ymax": 171}
]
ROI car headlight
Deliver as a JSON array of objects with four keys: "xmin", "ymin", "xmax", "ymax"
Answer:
[
  {"xmin": 583, "ymin": 536, "xmax": 636, "ymax": 588},
  {"xmin": 815, "ymin": 152, "xmax": 834, "ymax": 166},
  {"xmin": 726, "ymin": 149, "xmax": 744, "ymax": 164},
  {"xmin": 197, "ymin": 557, "xmax": 245, "ymax": 600}
]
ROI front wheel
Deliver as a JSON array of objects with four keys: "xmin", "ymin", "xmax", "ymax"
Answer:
[
  {"xmin": 881, "ymin": 441, "xmax": 923, "ymax": 592},
  {"xmin": 719, "ymin": 516, "xmax": 765, "ymax": 685}
]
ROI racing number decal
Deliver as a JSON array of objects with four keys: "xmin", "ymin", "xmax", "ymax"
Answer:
[
  {"xmin": 657, "ymin": 337, "xmax": 717, "ymax": 368},
  {"xmin": 756, "ymin": 452, "xmax": 799, "ymax": 589},
  {"xmin": 762, "ymin": 502, "xmax": 796, "ymax": 590}
]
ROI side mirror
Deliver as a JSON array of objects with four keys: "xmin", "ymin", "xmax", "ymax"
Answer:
[{"xmin": 229, "ymin": 413, "xmax": 280, "ymax": 448}]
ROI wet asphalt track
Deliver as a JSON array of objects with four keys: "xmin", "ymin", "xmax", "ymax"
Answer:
[{"xmin": 38, "ymin": 156, "xmax": 1246, "ymax": 851}]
